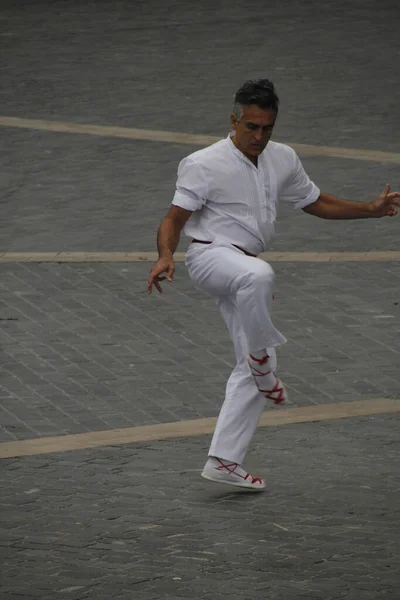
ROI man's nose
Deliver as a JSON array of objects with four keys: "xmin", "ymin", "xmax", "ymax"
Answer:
[{"xmin": 254, "ymin": 129, "xmax": 263, "ymax": 141}]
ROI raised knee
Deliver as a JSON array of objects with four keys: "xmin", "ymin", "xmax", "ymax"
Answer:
[
  {"xmin": 251, "ymin": 260, "xmax": 275, "ymax": 282},
  {"xmin": 244, "ymin": 261, "xmax": 275, "ymax": 286}
]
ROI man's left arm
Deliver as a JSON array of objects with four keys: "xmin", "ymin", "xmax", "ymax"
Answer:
[{"xmin": 303, "ymin": 185, "xmax": 400, "ymax": 219}]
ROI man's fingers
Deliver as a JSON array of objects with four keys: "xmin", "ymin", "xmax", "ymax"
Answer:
[
  {"xmin": 148, "ymin": 272, "xmax": 169, "ymax": 294},
  {"xmin": 154, "ymin": 280, "xmax": 163, "ymax": 293},
  {"xmin": 382, "ymin": 183, "xmax": 391, "ymax": 197},
  {"xmin": 148, "ymin": 274, "xmax": 163, "ymax": 293},
  {"xmin": 386, "ymin": 197, "xmax": 400, "ymax": 209},
  {"xmin": 147, "ymin": 260, "xmax": 175, "ymax": 293},
  {"xmin": 148, "ymin": 277, "xmax": 163, "ymax": 294}
]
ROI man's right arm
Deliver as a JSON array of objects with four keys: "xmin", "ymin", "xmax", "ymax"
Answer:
[
  {"xmin": 147, "ymin": 206, "xmax": 193, "ymax": 294},
  {"xmin": 157, "ymin": 205, "xmax": 193, "ymax": 258}
]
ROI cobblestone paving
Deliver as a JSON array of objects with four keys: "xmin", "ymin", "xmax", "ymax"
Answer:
[
  {"xmin": 1, "ymin": 414, "xmax": 399, "ymax": 600},
  {"xmin": 1, "ymin": 0, "xmax": 400, "ymax": 597},
  {"xmin": 1, "ymin": 0, "xmax": 399, "ymax": 150},
  {"xmin": 1, "ymin": 261, "xmax": 399, "ymax": 442}
]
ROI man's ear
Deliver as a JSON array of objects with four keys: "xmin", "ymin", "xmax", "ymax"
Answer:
[{"xmin": 230, "ymin": 113, "xmax": 237, "ymax": 130}]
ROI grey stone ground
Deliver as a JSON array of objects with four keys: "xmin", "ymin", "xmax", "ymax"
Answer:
[
  {"xmin": 1, "ymin": 0, "xmax": 399, "ymax": 149},
  {"xmin": 1, "ymin": 414, "xmax": 399, "ymax": 600},
  {"xmin": 1, "ymin": 261, "xmax": 400, "ymax": 442},
  {"xmin": 0, "ymin": 0, "xmax": 400, "ymax": 598}
]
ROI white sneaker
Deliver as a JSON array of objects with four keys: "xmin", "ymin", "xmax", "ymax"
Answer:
[
  {"xmin": 248, "ymin": 352, "xmax": 288, "ymax": 405},
  {"xmin": 201, "ymin": 457, "xmax": 266, "ymax": 491}
]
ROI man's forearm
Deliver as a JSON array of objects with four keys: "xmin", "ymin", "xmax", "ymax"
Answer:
[
  {"xmin": 304, "ymin": 193, "xmax": 375, "ymax": 219},
  {"xmin": 157, "ymin": 217, "xmax": 182, "ymax": 257}
]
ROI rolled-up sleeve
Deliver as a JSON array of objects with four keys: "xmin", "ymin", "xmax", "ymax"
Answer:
[
  {"xmin": 172, "ymin": 157, "xmax": 209, "ymax": 211},
  {"xmin": 280, "ymin": 148, "xmax": 320, "ymax": 210}
]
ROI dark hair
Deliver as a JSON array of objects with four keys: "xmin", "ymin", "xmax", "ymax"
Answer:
[{"xmin": 233, "ymin": 79, "xmax": 279, "ymax": 119}]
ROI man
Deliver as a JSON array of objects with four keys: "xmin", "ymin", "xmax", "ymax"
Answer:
[{"xmin": 147, "ymin": 79, "xmax": 399, "ymax": 491}]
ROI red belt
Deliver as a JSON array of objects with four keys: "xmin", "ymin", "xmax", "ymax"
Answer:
[{"xmin": 191, "ymin": 239, "xmax": 257, "ymax": 258}]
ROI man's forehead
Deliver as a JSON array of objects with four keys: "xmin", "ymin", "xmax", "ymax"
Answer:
[{"xmin": 242, "ymin": 105, "xmax": 276, "ymax": 123}]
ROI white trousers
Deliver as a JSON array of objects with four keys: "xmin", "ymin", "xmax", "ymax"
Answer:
[{"xmin": 185, "ymin": 241, "xmax": 287, "ymax": 465}]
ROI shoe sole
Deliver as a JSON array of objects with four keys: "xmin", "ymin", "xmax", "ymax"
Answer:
[{"xmin": 201, "ymin": 473, "xmax": 266, "ymax": 491}]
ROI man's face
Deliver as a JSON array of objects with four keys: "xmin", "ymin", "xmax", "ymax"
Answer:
[{"xmin": 230, "ymin": 104, "xmax": 277, "ymax": 159}]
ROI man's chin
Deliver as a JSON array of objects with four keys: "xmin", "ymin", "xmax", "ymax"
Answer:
[{"xmin": 249, "ymin": 145, "xmax": 266, "ymax": 155}]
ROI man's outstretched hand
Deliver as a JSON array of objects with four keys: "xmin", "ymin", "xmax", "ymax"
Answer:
[
  {"xmin": 371, "ymin": 184, "xmax": 400, "ymax": 217},
  {"xmin": 147, "ymin": 256, "xmax": 175, "ymax": 294}
]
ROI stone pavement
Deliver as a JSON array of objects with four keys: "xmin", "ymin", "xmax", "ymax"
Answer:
[
  {"xmin": 1, "ymin": 0, "xmax": 399, "ymax": 150},
  {"xmin": 1, "ymin": 0, "xmax": 400, "ymax": 597},
  {"xmin": 1, "ymin": 260, "xmax": 399, "ymax": 442},
  {"xmin": 1, "ymin": 413, "xmax": 399, "ymax": 600}
]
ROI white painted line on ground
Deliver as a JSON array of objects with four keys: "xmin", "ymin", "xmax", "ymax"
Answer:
[
  {"xmin": 1, "ymin": 115, "xmax": 399, "ymax": 164},
  {"xmin": 1, "ymin": 251, "xmax": 400, "ymax": 263},
  {"xmin": 0, "ymin": 398, "xmax": 398, "ymax": 459}
]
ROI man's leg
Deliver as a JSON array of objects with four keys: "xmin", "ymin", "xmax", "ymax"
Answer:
[
  {"xmin": 208, "ymin": 296, "xmax": 276, "ymax": 466},
  {"xmin": 186, "ymin": 243, "xmax": 284, "ymax": 489},
  {"xmin": 202, "ymin": 295, "xmax": 278, "ymax": 489}
]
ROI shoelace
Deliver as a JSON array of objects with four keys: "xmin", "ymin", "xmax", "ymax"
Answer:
[
  {"xmin": 248, "ymin": 353, "xmax": 285, "ymax": 404},
  {"xmin": 248, "ymin": 353, "xmax": 272, "ymax": 377},
  {"xmin": 258, "ymin": 379, "xmax": 285, "ymax": 404},
  {"xmin": 215, "ymin": 459, "xmax": 263, "ymax": 484}
]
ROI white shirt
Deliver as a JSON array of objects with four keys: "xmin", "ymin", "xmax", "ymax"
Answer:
[{"xmin": 172, "ymin": 134, "xmax": 320, "ymax": 255}]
